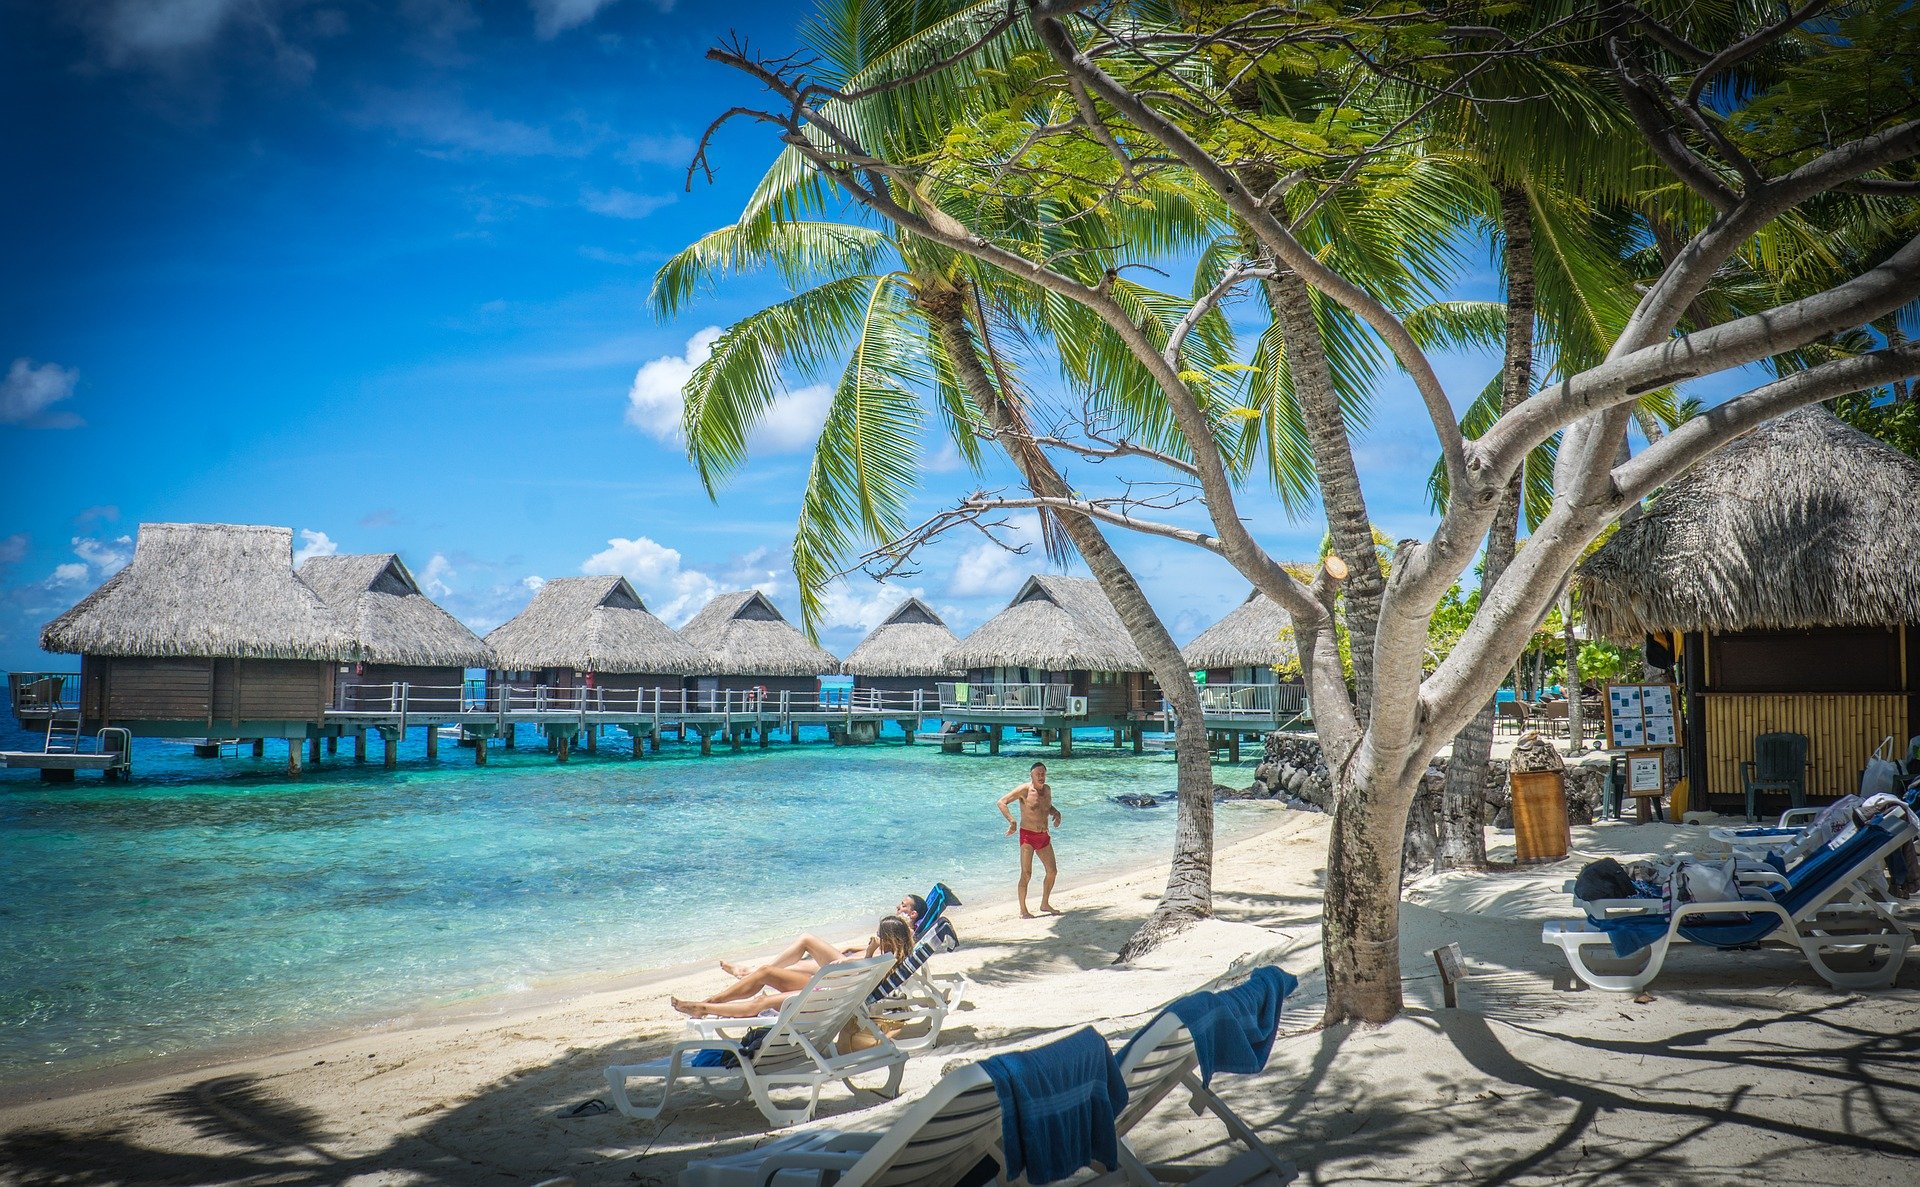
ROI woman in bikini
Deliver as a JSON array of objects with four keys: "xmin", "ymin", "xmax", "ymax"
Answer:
[
  {"xmin": 715, "ymin": 893, "xmax": 925, "ymax": 980},
  {"xmin": 672, "ymin": 915, "xmax": 913, "ymax": 1019}
]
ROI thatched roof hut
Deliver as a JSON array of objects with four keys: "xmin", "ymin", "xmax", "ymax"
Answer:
[
  {"xmin": 42, "ymin": 522, "xmax": 354, "ymax": 660},
  {"xmin": 946, "ymin": 574, "xmax": 1145, "ymax": 671},
  {"xmin": 1579, "ymin": 406, "xmax": 1920, "ymax": 641},
  {"xmin": 298, "ymin": 554, "xmax": 493, "ymax": 669},
  {"xmin": 842, "ymin": 597, "xmax": 962, "ymax": 678},
  {"xmin": 676, "ymin": 590, "xmax": 840, "ymax": 677},
  {"xmin": 485, "ymin": 576, "xmax": 708, "ymax": 674},
  {"xmin": 1182, "ymin": 591, "xmax": 1299, "ymax": 672}
]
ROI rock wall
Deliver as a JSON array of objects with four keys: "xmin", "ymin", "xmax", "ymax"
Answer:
[{"xmin": 1245, "ymin": 732, "xmax": 1335, "ymax": 810}]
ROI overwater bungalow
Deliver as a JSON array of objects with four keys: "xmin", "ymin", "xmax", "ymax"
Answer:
[
  {"xmin": 941, "ymin": 574, "xmax": 1152, "ymax": 755},
  {"xmin": 485, "ymin": 575, "xmax": 709, "ymax": 707},
  {"xmin": 675, "ymin": 590, "xmax": 840, "ymax": 710},
  {"xmin": 1181, "ymin": 590, "xmax": 1308, "ymax": 726},
  {"xmin": 298, "ymin": 553, "xmax": 493, "ymax": 716},
  {"xmin": 31, "ymin": 522, "xmax": 356, "ymax": 773},
  {"xmin": 841, "ymin": 597, "xmax": 961, "ymax": 705},
  {"xmin": 1579, "ymin": 407, "xmax": 1920, "ymax": 814}
]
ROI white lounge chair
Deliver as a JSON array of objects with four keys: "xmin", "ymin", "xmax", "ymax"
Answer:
[
  {"xmin": 1543, "ymin": 815, "xmax": 1916, "ymax": 993},
  {"xmin": 606, "ymin": 955, "xmax": 907, "ymax": 1128},
  {"xmin": 865, "ymin": 929, "xmax": 968, "ymax": 1055},
  {"xmin": 679, "ymin": 1060, "xmax": 1003, "ymax": 1187},
  {"xmin": 1104, "ymin": 1010, "xmax": 1297, "ymax": 1187}
]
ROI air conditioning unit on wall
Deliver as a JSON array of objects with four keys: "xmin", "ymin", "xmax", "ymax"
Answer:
[{"xmin": 1065, "ymin": 696, "xmax": 1089, "ymax": 717}]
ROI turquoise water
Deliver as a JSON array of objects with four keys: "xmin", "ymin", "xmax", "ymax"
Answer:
[{"xmin": 0, "ymin": 720, "xmax": 1263, "ymax": 1085}]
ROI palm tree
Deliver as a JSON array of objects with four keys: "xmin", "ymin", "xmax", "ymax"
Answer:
[{"xmin": 652, "ymin": 0, "xmax": 1242, "ymax": 955}]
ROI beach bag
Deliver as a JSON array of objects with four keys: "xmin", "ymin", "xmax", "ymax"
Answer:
[
  {"xmin": 1673, "ymin": 859, "xmax": 1740, "ymax": 907},
  {"xmin": 1574, "ymin": 857, "xmax": 1636, "ymax": 903},
  {"xmin": 1861, "ymin": 737, "xmax": 1901, "ymax": 798},
  {"xmin": 836, "ymin": 1014, "xmax": 904, "ymax": 1053}
]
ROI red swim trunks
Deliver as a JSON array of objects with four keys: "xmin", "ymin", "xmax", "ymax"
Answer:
[{"xmin": 1019, "ymin": 829, "xmax": 1052, "ymax": 851}]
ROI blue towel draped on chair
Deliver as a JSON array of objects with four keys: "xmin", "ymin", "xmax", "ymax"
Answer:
[
  {"xmin": 918, "ymin": 882, "xmax": 960, "ymax": 937},
  {"xmin": 1121, "ymin": 966, "xmax": 1297, "ymax": 1087},
  {"xmin": 980, "ymin": 1026, "xmax": 1128, "ymax": 1185}
]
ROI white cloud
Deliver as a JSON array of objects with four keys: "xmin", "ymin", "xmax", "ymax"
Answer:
[
  {"xmin": 948, "ymin": 512, "xmax": 1042, "ymax": 598},
  {"xmin": 816, "ymin": 580, "xmax": 925, "ymax": 631},
  {"xmin": 71, "ymin": 535, "xmax": 133, "ymax": 573},
  {"xmin": 49, "ymin": 563, "xmax": 90, "ymax": 585},
  {"xmin": 626, "ymin": 326, "xmax": 719, "ymax": 441},
  {"xmin": 522, "ymin": 575, "xmax": 546, "ymax": 592},
  {"xmin": 89, "ymin": 0, "xmax": 249, "ymax": 60},
  {"xmin": 581, "ymin": 186, "xmax": 675, "ymax": 220},
  {"xmin": 1, "ymin": 358, "xmax": 81, "ymax": 427},
  {"xmin": 0, "ymin": 533, "xmax": 26, "ymax": 567},
  {"xmin": 357, "ymin": 89, "xmax": 572, "ymax": 157},
  {"xmin": 625, "ymin": 329, "xmax": 834, "ymax": 455},
  {"xmin": 530, "ymin": 0, "xmax": 620, "ymax": 38},
  {"xmin": 580, "ymin": 535, "xmax": 721, "ymax": 624},
  {"xmin": 753, "ymin": 383, "xmax": 833, "ymax": 453},
  {"xmin": 419, "ymin": 553, "xmax": 456, "ymax": 597},
  {"xmin": 293, "ymin": 529, "xmax": 337, "ymax": 566}
]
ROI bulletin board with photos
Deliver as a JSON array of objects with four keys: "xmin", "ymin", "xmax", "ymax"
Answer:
[{"xmin": 1604, "ymin": 682, "xmax": 1680, "ymax": 750}]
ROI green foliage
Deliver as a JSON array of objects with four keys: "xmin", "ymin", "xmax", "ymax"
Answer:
[{"xmin": 1578, "ymin": 640, "xmax": 1642, "ymax": 685}]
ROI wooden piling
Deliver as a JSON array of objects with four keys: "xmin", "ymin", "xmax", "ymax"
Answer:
[
  {"xmin": 989, "ymin": 726, "xmax": 1002, "ymax": 755},
  {"xmin": 1228, "ymin": 732, "xmax": 1241, "ymax": 763},
  {"xmin": 287, "ymin": 738, "xmax": 303, "ymax": 776},
  {"xmin": 426, "ymin": 724, "xmax": 439, "ymax": 760},
  {"xmin": 384, "ymin": 730, "xmax": 399, "ymax": 769},
  {"xmin": 1131, "ymin": 726, "xmax": 1143, "ymax": 754},
  {"xmin": 1114, "ymin": 727, "xmax": 1125, "ymax": 748},
  {"xmin": 700, "ymin": 730, "xmax": 712, "ymax": 757},
  {"xmin": 505, "ymin": 725, "xmax": 516, "ymax": 749},
  {"xmin": 586, "ymin": 726, "xmax": 597, "ymax": 755},
  {"xmin": 326, "ymin": 735, "xmax": 338, "ymax": 755},
  {"xmin": 474, "ymin": 733, "xmax": 488, "ymax": 766},
  {"xmin": 252, "ymin": 738, "xmax": 265, "ymax": 758},
  {"xmin": 354, "ymin": 730, "xmax": 367, "ymax": 762},
  {"xmin": 1061, "ymin": 728, "xmax": 1074, "ymax": 758},
  {"xmin": 308, "ymin": 735, "xmax": 322, "ymax": 764},
  {"xmin": 556, "ymin": 730, "xmax": 571, "ymax": 763}
]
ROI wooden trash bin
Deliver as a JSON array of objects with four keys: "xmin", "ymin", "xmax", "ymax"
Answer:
[{"xmin": 1510, "ymin": 769, "xmax": 1570, "ymax": 862}]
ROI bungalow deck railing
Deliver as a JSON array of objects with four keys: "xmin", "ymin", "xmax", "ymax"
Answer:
[
  {"xmin": 328, "ymin": 683, "xmax": 932, "ymax": 720},
  {"xmin": 1132, "ymin": 682, "xmax": 1308, "ymax": 721},
  {"xmin": 8, "ymin": 672, "xmax": 80, "ymax": 716},
  {"xmin": 936, "ymin": 681, "xmax": 1073, "ymax": 714}
]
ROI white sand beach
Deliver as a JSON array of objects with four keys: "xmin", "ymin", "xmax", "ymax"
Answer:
[{"xmin": 4, "ymin": 805, "xmax": 1918, "ymax": 1185}]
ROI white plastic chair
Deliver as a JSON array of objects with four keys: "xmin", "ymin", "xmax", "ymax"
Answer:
[
  {"xmin": 606, "ymin": 955, "xmax": 906, "ymax": 1128},
  {"xmin": 1102, "ymin": 1011, "xmax": 1297, "ymax": 1187},
  {"xmin": 679, "ymin": 1061, "xmax": 1003, "ymax": 1187}
]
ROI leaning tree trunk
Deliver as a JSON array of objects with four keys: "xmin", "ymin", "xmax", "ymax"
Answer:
[
  {"xmin": 1261, "ymin": 267, "xmax": 1386, "ymax": 726},
  {"xmin": 1324, "ymin": 758, "xmax": 1424, "ymax": 1024},
  {"xmin": 1436, "ymin": 184, "xmax": 1536, "ymax": 872},
  {"xmin": 1563, "ymin": 596, "xmax": 1583, "ymax": 752},
  {"xmin": 921, "ymin": 282, "xmax": 1214, "ymax": 957}
]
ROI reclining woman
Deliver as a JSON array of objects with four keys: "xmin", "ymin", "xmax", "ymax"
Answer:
[
  {"xmin": 673, "ymin": 916, "xmax": 913, "ymax": 1019},
  {"xmin": 717, "ymin": 892, "xmax": 925, "ymax": 980}
]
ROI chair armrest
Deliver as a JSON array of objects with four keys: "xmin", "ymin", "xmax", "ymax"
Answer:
[
  {"xmin": 1739, "ymin": 760, "xmax": 1756, "ymax": 783},
  {"xmin": 685, "ymin": 1017, "xmax": 770, "ymax": 1040},
  {"xmin": 1778, "ymin": 807, "xmax": 1822, "ymax": 827},
  {"xmin": 1580, "ymin": 897, "xmax": 1666, "ymax": 916}
]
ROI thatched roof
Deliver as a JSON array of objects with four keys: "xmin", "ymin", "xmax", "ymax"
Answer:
[
  {"xmin": 842, "ymin": 597, "xmax": 963, "ymax": 678},
  {"xmin": 1182, "ymin": 591, "xmax": 1299, "ymax": 670},
  {"xmin": 1579, "ymin": 406, "xmax": 1920, "ymax": 640},
  {"xmin": 677, "ymin": 590, "xmax": 841, "ymax": 677},
  {"xmin": 484, "ymin": 576, "xmax": 710, "ymax": 673},
  {"xmin": 945, "ymin": 574, "xmax": 1146, "ymax": 671},
  {"xmin": 299, "ymin": 554, "xmax": 493, "ymax": 669},
  {"xmin": 42, "ymin": 523, "xmax": 356, "ymax": 660}
]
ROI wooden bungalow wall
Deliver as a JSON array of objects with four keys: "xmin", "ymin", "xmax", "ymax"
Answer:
[
  {"xmin": 82, "ymin": 655, "xmax": 332, "ymax": 730},
  {"xmin": 1685, "ymin": 625, "xmax": 1919, "ymax": 804}
]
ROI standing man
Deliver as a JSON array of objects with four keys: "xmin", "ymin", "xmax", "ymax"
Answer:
[{"xmin": 999, "ymin": 761, "xmax": 1062, "ymax": 917}]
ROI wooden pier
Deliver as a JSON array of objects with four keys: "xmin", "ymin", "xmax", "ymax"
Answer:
[
  {"xmin": 7, "ymin": 672, "xmax": 938, "ymax": 777},
  {"xmin": 933, "ymin": 680, "xmax": 1307, "ymax": 759}
]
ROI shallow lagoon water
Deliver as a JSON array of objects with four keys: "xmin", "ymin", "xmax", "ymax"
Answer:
[{"xmin": 0, "ymin": 720, "xmax": 1262, "ymax": 1083}]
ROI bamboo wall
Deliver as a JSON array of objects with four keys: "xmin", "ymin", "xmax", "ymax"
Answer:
[{"xmin": 1702, "ymin": 692, "xmax": 1908, "ymax": 798}]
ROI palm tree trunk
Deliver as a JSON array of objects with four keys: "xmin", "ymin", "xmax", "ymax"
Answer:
[
  {"xmin": 1436, "ymin": 184, "xmax": 1535, "ymax": 871},
  {"xmin": 1324, "ymin": 756, "xmax": 1421, "ymax": 1023},
  {"xmin": 920, "ymin": 281, "xmax": 1214, "ymax": 957},
  {"xmin": 1260, "ymin": 268, "xmax": 1385, "ymax": 725}
]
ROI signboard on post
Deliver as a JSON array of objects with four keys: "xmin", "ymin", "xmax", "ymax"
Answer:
[{"xmin": 1626, "ymin": 750, "xmax": 1666, "ymax": 794}]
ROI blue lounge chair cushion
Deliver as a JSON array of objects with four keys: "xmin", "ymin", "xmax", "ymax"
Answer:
[
  {"xmin": 1586, "ymin": 821, "xmax": 1898, "ymax": 956},
  {"xmin": 917, "ymin": 882, "xmax": 960, "ymax": 937},
  {"xmin": 1120, "ymin": 965, "xmax": 1298, "ymax": 1087},
  {"xmin": 981, "ymin": 1026, "xmax": 1127, "ymax": 1186}
]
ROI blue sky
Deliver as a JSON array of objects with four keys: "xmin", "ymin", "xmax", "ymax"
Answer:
[{"xmin": 0, "ymin": 0, "xmax": 1749, "ymax": 672}]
